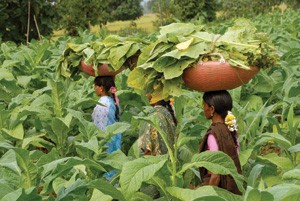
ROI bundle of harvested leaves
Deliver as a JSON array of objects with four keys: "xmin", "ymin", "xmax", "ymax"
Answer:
[
  {"xmin": 57, "ymin": 35, "xmax": 147, "ymax": 78},
  {"xmin": 127, "ymin": 19, "xmax": 280, "ymax": 103}
]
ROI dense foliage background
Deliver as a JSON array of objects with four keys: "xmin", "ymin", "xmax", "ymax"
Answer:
[{"xmin": 0, "ymin": 1, "xmax": 300, "ymax": 200}]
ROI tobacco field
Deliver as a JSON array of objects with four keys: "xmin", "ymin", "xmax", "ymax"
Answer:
[{"xmin": 0, "ymin": 9, "xmax": 299, "ymax": 201}]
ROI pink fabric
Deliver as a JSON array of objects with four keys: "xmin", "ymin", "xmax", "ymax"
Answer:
[
  {"xmin": 207, "ymin": 134, "xmax": 219, "ymax": 151},
  {"xmin": 109, "ymin": 87, "xmax": 119, "ymax": 105},
  {"xmin": 207, "ymin": 134, "xmax": 240, "ymax": 154}
]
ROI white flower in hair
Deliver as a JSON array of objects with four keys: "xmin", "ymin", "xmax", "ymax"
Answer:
[{"xmin": 225, "ymin": 111, "xmax": 238, "ymax": 132}]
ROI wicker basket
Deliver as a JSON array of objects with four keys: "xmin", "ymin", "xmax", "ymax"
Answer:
[
  {"xmin": 183, "ymin": 61, "xmax": 260, "ymax": 92},
  {"xmin": 79, "ymin": 60, "xmax": 125, "ymax": 76}
]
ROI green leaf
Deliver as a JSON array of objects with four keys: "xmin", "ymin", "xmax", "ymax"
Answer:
[
  {"xmin": 282, "ymin": 169, "xmax": 300, "ymax": 181},
  {"xmin": 178, "ymin": 151, "xmax": 244, "ymax": 193},
  {"xmin": 1, "ymin": 60, "xmax": 20, "ymax": 68},
  {"xmin": 120, "ymin": 156, "xmax": 167, "ymax": 198},
  {"xmin": 75, "ymin": 136, "xmax": 99, "ymax": 154},
  {"xmin": 89, "ymin": 178, "xmax": 126, "ymax": 201},
  {"xmin": 128, "ymin": 192, "xmax": 154, "ymax": 201},
  {"xmin": 41, "ymin": 157, "xmax": 106, "ymax": 194},
  {"xmin": 101, "ymin": 150, "xmax": 129, "ymax": 170},
  {"xmin": 268, "ymin": 184, "xmax": 300, "ymax": 201},
  {"xmin": 258, "ymin": 153, "xmax": 293, "ymax": 171},
  {"xmin": 244, "ymin": 186, "xmax": 274, "ymax": 201},
  {"xmin": 0, "ymin": 68, "xmax": 14, "ymax": 80},
  {"xmin": 159, "ymin": 23, "xmax": 202, "ymax": 38},
  {"xmin": 16, "ymin": 75, "xmax": 32, "ymax": 88},
  {"xmin": 164, "ymin": 41, "xmax": 209, "ymax": 60},
  {"xmin": 90, "ymin": 189, "xmax": 113, "ymax": 201},
  {"xmin": 1, "ymin": 187, "xmax": 42, "ymax": 201},
  {"xmin": 108, "ymin": 42, "xmax": 133, "ymax": 70},
  {"xmin": 22, "ymin": 133, "xmax": 52, "ymax": 149},
  {"xmin": 254, "ymin": 133, "xmax": 292, "ymax": 150},
  {"xmin": 0, "ymin": 182, "xmax": 14, "ymax": 200},
  {"xmin": 247, "ymin": 164, "xmax": 264, "ymax": 188},
  {"xmin": 14, "ymin": 148, "xmax": 38, "ymax": 188},
  {"xmin": 288, "ymin": 143, "xmax": 300, "ymax": 153},
  {"xmin": 166, "ymin": 186, "xmax": 242, "ymax": 201},
  {"xmin": 66, "ymin": 43, "xmax": 89, "ymax": 53},
  {"xmin": 127, "ymin": 68, "xmax": 157, "ymax": 91},
  {"xmin": 2, "ymin": 123, "xmax": 24, "ymax": 140},
  {"xmin": 239, "ymin": 149, "xmax": 253, "ymax": 167},
  {"xmin": 0, "ymin": 149, "xmax": 21, "ymax": 175},
  {"xmin": 55, "ymin": 179, "xmax": 87, "ymax": 201},
  {"xmin": 106, "ymin": 122, "xmax": 131, "ymax": 135},
  {"xmin": 153, "ymin": 57, "xmax": 194, "ymax": 80},
  {"xmin": 102, "ymin": 35, "xmax": 123, "ymax": 47}
]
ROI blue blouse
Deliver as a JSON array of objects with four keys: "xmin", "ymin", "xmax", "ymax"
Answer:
[{"xmin": 92, "ymin": 96, "xmax": 122, "ymax": 153}]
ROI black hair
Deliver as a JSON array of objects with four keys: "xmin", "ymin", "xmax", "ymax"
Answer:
[
  {"xmin": 203, "ymin": 90, "xmax": 232, "ymax": 119},
  {"xmin": 157, "ymin": 100, "xmax": 177, "ymax": 126},
  {"xmin": 94, "ymin": 76, "xmax": 120, "ymax": 121}
]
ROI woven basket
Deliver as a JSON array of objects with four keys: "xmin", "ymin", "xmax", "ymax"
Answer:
[
  {"xmin": 183, "ymin": 61, "xmax": 260, "ymax": 92},
  {"xmin": 79, "ymin": 60, "xmax": 125, "ymax": 76}
]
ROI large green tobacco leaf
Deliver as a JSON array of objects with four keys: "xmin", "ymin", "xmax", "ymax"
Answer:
[
  {"xmin": 267, "ymin": 183, "xmax": 300, "ymax": 201},
  {"xmin": 239, "ymin": 149, "xmax": 253, "ymax": 167},
  {"xmin": 178, "ymin": 151, "xmax": 245, "ymax": 193},
  {"xmin": 137, "ymin": 42, "xmax": 173, "ymax": 67},
  {"xmin": 127, "ymin": 68, "xmax": 157, "ymax": 91},
  {"xmin": 41, "ymin": 157, "xmax": 106, "ymax": 194},
  {"xmin": 75, "ymin": 136, "xmax": 99, "ymax": 155},
  {"xmin": 0, "ymin": 166, "xmax": 21, "ymax": 199},
  {"xmin": 100, "ymin": 150, "xmax": 129, "ymax": 170},
  {"xmin": 1, "ymin": 187, "xmax": 41, "ymax": 201},
  {"xmin": 0, "ymin": 79, "xmax": 22, "ymax": 103},
  {"xmin": 288, "ymin": 144, "xmax": 300, "ymax": 153},
  {"xmin": 243, "ymin": 186, "xmax": 274, "ymax": 201},
  {"xmin": 13, "ymin": 148, "xmax": 39, "ymax": 189},
  {"xmin": 0, "ymin": 149, "xmax": 21, "ymax": 175},
  {"xmin": 108, "ymin": 42, "xmax": 133, "ymax": 70},
  {"xmin": 1, "ymin": 123, "xmax": 24, "ymax": 140},
  {"xmin": 166, "ymin": 186, "xmax": 242, "ymax": 201},
  {"xmin": 90, "ymin": 189, "xmax": 113, "ymax": 201},
  {"xmin": 119, "ymin": 156, "xmax": 167, "ymax": 198},
  {"xmin": 55, "ymin": 179, "xmax": 88, "ymax": 201},
  {"xmin": 254, "ymin": 133, "xmax": 292, "ymax": 151},
  {"xmin": 247, "ymin": 164, "xmax": 265, "ymax": 188},
  {"xmin": 106, "ymin": 122, "xmax": 131, "ymax": 135},
  {"xmin": 257, "ymin": 153, "xmax": 293, "ymax": 172},
  {"xmin": 89, "ymin": 178, "xmax": 126, "ymax": 201},
  {"xmin": 158, "ymin": 23, "xmax": 204, "ymax": 41},
  {"xmin": 282, "ymin": 169, "xmax": 300, "ymax": 181}
]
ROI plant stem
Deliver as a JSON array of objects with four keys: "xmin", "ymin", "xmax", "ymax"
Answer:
[{"xmin": 155, "ymin": 126, "xmax": 177, "ymax": 186}]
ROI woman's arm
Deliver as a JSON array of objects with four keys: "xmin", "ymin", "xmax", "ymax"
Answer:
[{"xmin": 208, "ymin": 173, "xmax": 220, "ymax": 186}]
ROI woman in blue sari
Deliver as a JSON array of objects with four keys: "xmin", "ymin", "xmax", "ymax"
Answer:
[{"xmin": 92, "ymin": 76, "xmax": 121, "ymax": 180}]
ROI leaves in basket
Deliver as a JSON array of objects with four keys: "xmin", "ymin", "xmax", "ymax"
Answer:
[
  {"xmin": 57, "ymin": 35, "xmax": 147, "ymax": 78},
  {"xmin": 128, "ymin": 18, "xmax": 279, "ymax": 103}
]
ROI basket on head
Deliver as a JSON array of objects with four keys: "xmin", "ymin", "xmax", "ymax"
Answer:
[
  {"xmin": 79, "ymin": 60, "xmax": 125, "ymax": 77},
  {"xmin": 183, "ymin": 61, "xmax": 260, "ymax": 92}
]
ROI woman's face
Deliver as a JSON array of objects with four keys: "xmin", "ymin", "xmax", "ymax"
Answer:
[
  {"xmin": 94, "ymin": 84, "xmax": 103, "ymax": 96},
  {"xmin": 203, "ymin": 101, "xmax": 214, "ymax": 119}
]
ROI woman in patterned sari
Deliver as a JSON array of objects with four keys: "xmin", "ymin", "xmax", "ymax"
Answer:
[{"xmin": 138, "ymin": 98, "xmax": 177, "ymax": 156}]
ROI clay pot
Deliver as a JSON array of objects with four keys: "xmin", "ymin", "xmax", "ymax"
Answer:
[
  {"xmin": 183, "ymin": 61, "xmax": 260, "ymax": 92},
  {"xmin": 79, "ymin": 60, "xmax": 125, "ymax": 77}
]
